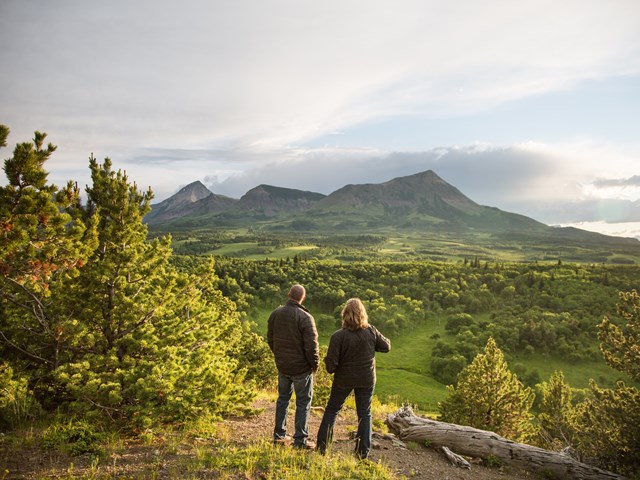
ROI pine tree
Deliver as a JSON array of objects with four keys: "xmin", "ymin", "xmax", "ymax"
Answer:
[
  {"xmin": 572, "ymin": 290, "xmax": 640, "ymax": 476},
  {"xmin": 54, "ymin": 157, "xmax": 257, "ymax": 426},
  {"xmin": 537, "ymin": 370, "xmax": 574, "ymax": 449},
  {"xmin": 598, "ymin": 290, "xmax": 640, "ymax": 381},
  {"xmin": 0, "ymin": 128, "xmax": 96, "ymax": 285},
  {"xmin": 439, "ymin": 337, "xmax": 536, "ymax": 443},
  {"xmin": 0, "ymin": 127, "xmax": 97, "ymax": 392}
]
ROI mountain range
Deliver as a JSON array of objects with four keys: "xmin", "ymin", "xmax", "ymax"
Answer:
[{"xmin": 145, "ymin": 169, "xmax": 640, "ymax": 254}]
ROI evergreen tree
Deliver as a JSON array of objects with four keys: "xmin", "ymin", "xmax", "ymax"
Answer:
[
  {"xmin": 0, "ymin": 128, "xmax": 96, "ymax": 286},
  {"xmin": 0, "ymin": 127, "xmax": 97, "ymax": 396},
  {"xmin": 55, "ymin": 157, "xmax": 256, "ymax": 426},
  {"xmin": 439, "ymin": 337, "xmax": 536, "ymax": 443},
  {"xmin": 598, "ymin": 290, "xmax": 640, "ymax": 381},
  {"xmin": 537, "ymin": 370, "xmax": 574, "ymax": 449},
  {"xmin": 572, "ymin": 290, "xmax": 640, "ymax": 476}
]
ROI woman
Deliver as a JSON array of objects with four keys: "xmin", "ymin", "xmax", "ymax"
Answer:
[{"xmin": 316, "ymin": 298, "xmax": 391, "ymax": 459}]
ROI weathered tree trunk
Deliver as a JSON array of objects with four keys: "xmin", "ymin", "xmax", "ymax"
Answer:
[{"xmin": 387, "ymin": 406, "xmax": 626, "ymax": 480}]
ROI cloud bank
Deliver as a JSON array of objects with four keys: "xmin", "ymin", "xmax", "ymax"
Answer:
[{"xmin": 195, "ymin": 142, "xmax": 639, "ymax": 227}]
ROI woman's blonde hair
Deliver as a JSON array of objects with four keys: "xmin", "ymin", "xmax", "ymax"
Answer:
[{"xmin": 341, "ymin": 298, "xmax": 369, "ymax": 331}]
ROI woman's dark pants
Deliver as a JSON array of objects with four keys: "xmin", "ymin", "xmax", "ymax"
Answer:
[{"xmin": 316, "ymin": 383, "xmax": 374, "ymax": 458}]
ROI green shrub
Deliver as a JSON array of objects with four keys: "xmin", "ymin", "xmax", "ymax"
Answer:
[
  {"xmin": 482, "ymin": 454, "xmax": 503, "ymax": 468},
  {"xmin": 406, "ymin": 441, "xmax": 419, "ymax": 451},
  {"xmin": 41, "ymin": 419, "xmax": 106, "ymax": 456},
  {"xmin": 0, "ymin": 363, "xmax": 41, "ymax": 428}
]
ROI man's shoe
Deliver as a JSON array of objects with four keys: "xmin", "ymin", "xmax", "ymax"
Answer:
[
  {"xmin": 273, "ymin": 435, "xmax": 291, "ymax": 446},
  {"xmin": 293, "ymin": 440, "xmax": 316, "ymax": 450}
]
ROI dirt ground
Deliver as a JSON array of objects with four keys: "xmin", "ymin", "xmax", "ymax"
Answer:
[{"xmin": 1, "ymin": 396, "xmax": 543, "ymax": 479}]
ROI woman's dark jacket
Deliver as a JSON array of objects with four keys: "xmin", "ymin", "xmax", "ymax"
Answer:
[
  {"xmin": 267, "ymin": 299, "xmax": 319, "ymax": 376},
  {"xmin": 324, "ymin": 325, "xmax": 390, "ymax": 388}
]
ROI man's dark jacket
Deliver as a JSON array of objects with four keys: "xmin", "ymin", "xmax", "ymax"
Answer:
[
  {"xmin": 267, "ymin": 299, "xmax": 319, "ymax": 376},
  {"xmin": 324, "ymin": 325, "xmax": 390, "ymax": 388}
]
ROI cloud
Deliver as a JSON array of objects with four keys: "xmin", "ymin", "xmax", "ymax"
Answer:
[
  {"xmin": 205, "ymin": 142, "xmax": 573, "ymax": 203},
  {"xmin": 593, "ymin": 175, "xmax": 640, "ymax": 188},
  {"xmin": 2, "ymin": 0, "xmax": 640, "ymax": 156},
  {"xmin": 545, "ymin": 199, "xmax": 640, "ymax": 223},
  {"xmin": 200, "ymin": 141, "xmax": 638, "ymax": 226},
  {"xmin": 559, "ymin": 221, "xmax": 640, "ymax": 240}
]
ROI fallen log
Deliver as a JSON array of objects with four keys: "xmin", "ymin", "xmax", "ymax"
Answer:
[{"xmin": 387, "ymin": 406, "xmax": 626, "ymax": 480}]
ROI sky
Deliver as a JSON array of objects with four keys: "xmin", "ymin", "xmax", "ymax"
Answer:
[{"xmin": 1, "ymin": 0, "xmax": 639, "ymax": 238}]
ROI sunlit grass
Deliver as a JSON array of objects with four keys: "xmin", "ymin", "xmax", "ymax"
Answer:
[
  {"xmin": 210, "ymin": 241, "xmax": 258, "ymax": 255},
  {"xmin": 189, "ymin": 439, "xmax": 403, "ymax": 479},
  {"xmin": 519, "ymin": 353, "xmax": 633, "ymax": 390},
  {"xmin": 375, "ymin": 369, "xmax": 446, "ymax": 413},
  {"xmin": 251, "ymin": 306, "xmax": 275, "ymax": 336},
  {"xmin": 244, "ymin": 245, "xmax": 318, "ymax": 260}
]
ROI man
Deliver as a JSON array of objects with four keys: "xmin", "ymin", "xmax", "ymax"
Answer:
[{"xmin": 267, "ymin": 284, "xmax": 319, "ymax": 449}]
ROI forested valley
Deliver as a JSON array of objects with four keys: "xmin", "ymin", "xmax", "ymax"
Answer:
[
  {"xmin": 1, "ymin": 127, "xmax": 639, "ymax": 478},
  {"xmin": 201, "ymin": 255, "xmax": 638, "ymax": 388}
]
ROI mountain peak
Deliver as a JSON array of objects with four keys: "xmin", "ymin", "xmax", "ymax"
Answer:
[
  {"xmin": 175, "ymin": 181, "xmax": 213, "ymax": 202},
  {"xmin": 318, "ymin": 169, "xmax": 481, "ymax": 217},
  {"xmin": 236, "ymin": 184, "xmax": 326, "ymax": 217},
  {"xmin": 244, "ymin": 184, "xmax": 325, "ymax": 199},
  {"xmin": 145, "ymin": 181, "xmax": 215, "ymax": 223}
]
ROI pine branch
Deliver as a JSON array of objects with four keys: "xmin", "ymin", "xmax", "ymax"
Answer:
[{"xmin": 0, "ymin": 329, "xmax": 51, "ymax": 365}]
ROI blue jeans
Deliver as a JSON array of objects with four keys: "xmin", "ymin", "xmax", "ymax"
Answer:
[
  {"xmin": 274, "ymin": 371, "xmax": 314, "ymax": 446},
  {"xmin": 316, "ymin": 384, "xmax": 374, "ymax": 458}
]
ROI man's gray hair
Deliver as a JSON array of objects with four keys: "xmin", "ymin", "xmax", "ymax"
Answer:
[{"xmin": 288, "ymin": 284, "xmax": 306, "ymax": 302}]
